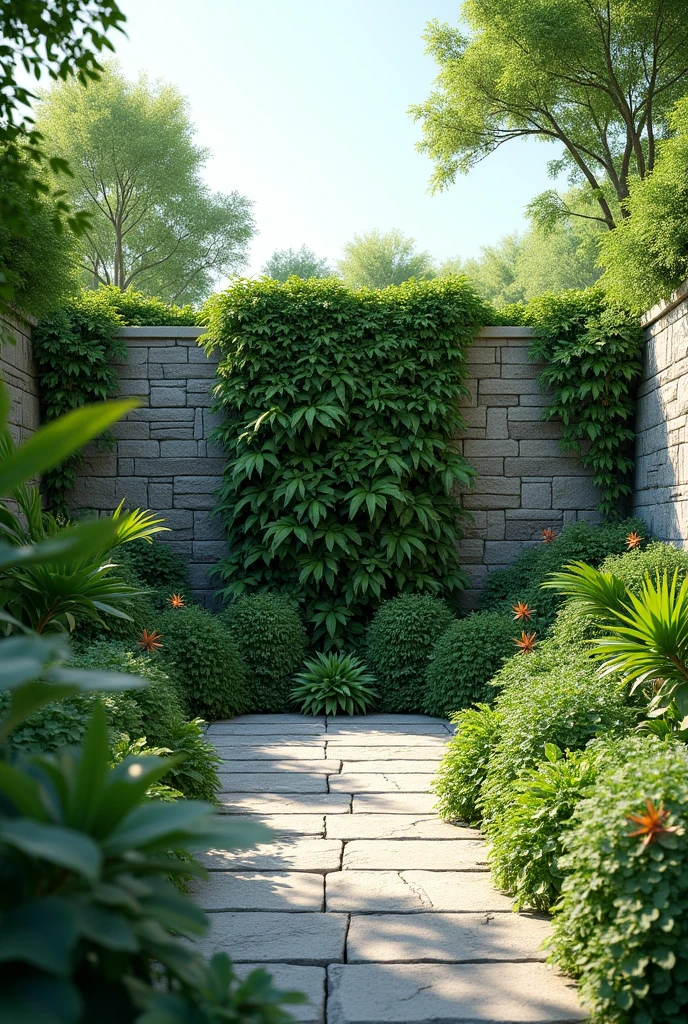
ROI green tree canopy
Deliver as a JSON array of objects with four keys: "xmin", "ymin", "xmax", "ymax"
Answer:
[
  {"xmin": 36, "ymin": 63, "xmax": 256, "ymax": 304},
  {"xmin": 338, "ymin": 229, "xmax": 435, "ymax": 289},
  {"xmin": 412, "ymin": 1, "xmax": 688, "ymax": 232},
  {"xmin": 262, "ymin": 245, "xmax": 333, "ymax": 281}
]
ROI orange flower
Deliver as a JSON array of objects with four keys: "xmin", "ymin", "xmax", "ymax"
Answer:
[
  {"xmin": 138, "ymin": 629, "xmax": 163, "ymax": 652},
  {"xmin": 626, "ymin": 531, "xmax": 642, "ymax": 551},
  {"xmin": 627, "ymin": 799, "xmax": 683, "ymax": 851},
  {"xmin": 167, "ymin": 593, "xmax": 186, "ymax": 608},
  {"xmin": 542, "ymin": 528, "xmax": 556, "ymax": 544},
  {"xmin": 514, "ymin": 631, "xmax": 537, "ymax": 654},
  {"xmin": 512, "ymin": 601, "xmax": 534, "ymax": 622}
]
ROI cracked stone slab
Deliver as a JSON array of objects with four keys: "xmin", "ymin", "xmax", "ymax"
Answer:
[
  {"xmin": 218, "ymin": 773, "xmax": 329, "ymax": 793},
  {"xmin": 214, "ymin": 813, "xmax": 326, "ymax": 836},
  {"xmin": 190, "ymin": 871, "xmax": 324, "ymax": 911},
  {"xmin": 326, "ymin": 871, "xmax": 514, "ymax": 913},
  {"xmin": 347, "ymin": 911, "xmax": 551, "ymax": 963},
  {"xmin": 212, "ymin": 738, "xmax": 328, "ymax": 750},
  {"xmin": 218, "ymin": 759, "xmax": 341, "ymax": 774},
  {"xmin": 327, "ymin": 746, "xmax": 446, "ymax": 761},
  {"xmin": 326, "ymin": 723, "xmax": 451, "ymax": 736},
  {"xmin": 327, "ymin": 815, "xmax": 466, "ymax": 840},
  {"xmin": 235, "ymin": 964, "xmax": 325, "ymax": 1023},
  {"xmin": 323, "ymin": 734, "xmax": 449, "ymax": 746},
  {"xmin": 339, "ymin": 760, "xmax": 440, "ymax": 774},
  {"xmin": 196, "ymin": 911, "xmax": 348, "ymax": 965},
  {"xmin": 215, "ymin": 714, "xmax": 318, "ymax": 724},
  {"xmin": 352, "ymin": 793, "xmax": 437, "ymax": 814},
  {"xmin": 330, "ymin": 774, "xmax": 433, "ymax": 793},
  {"xmin": 198, "ymin": 838, "xmax": 342, "ymax": 872},
  {"xmin": 326, "ymin": 962, "xmax": 585, "ymax": 1023},
  {"xmin": 207, "ymin": 723, "xmax": 326, "ymax": 735},
  {"xmin": 342, "ymin": 840, "xmax": 488, "ymax": 871},
  {"xmin": 216, "ymin": 746, "xmax": 328, "ymax": 760},
  {"xmin": 328, "ymin": 715, "xmax": 450, "ymax": 726},
  {"xmin": 219, "ymin": 793, "xmax": 351, "ymax": 815}
]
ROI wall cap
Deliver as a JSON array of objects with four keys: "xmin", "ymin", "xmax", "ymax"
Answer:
[
  {"xmin": 641, "ymin": 278, "xmax": 688, "ymax": 329},
  {"xmin": 114, "ymin": 324, "xmax": 535, "ymax": 342}
]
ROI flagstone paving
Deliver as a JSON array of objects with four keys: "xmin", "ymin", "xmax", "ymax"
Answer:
[{"xmin": 193, "ymin": 713, "xmax": 585, "ymax": 1023}]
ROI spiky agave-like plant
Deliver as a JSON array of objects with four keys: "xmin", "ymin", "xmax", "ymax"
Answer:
[{"xmin": 290, "ymin": 651, "xmax": 378, "ymax": 715}]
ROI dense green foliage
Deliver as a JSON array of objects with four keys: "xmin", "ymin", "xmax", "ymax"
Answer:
[
  {"xmin": 601, "ymin": 97, "xmax": 688, "ymax": 313},
  {"xmin": 480, "ymin": 517, "xmax": 646, "ymax": 630},
  {"xmin": 433, "ymin": 703, "xmax": 501, "ymax": 825},
  {"xmin": 117, "ymin": 536, "xmax": 191, "ymax": 610},
  {"xmin": 291, "ymin": 652, "xmax": 378, "ymax": 716},
  {"xmin": 513, "ymin": 290, "xmax": 644, "ymax": 515},
  {"xmin": 551, "ymin": 736, "xmax": 688, "ymax": 1023},
  {"xmin": 206, "ymin": 276, "xmax": 487, "ymax": 645},
  {"xmin": 157, "ymin": 606, "xmax": 251, "ymax": 720},
  {"xmin": 337, "ymin": 229, "xmax": 435, "ymax": 289},
  {"xmin": 262, "ymin": 245, "xmax": 333, "ymax": 281},
  {"xmin": 601, "ymin": 540, "xmax": 688, "ymax": 591},
  {"xmin": 412, "ymin": 2, "xmax": 688, "ymax": 232},
  {"xmin": 220, "ymin": 593, "xmax": 308, "ymax": 712},
  {"xmin": 365, "ymin": 595, "xmax": 454, "ymax": 713},
  {"xmin": 423, "ymin": 611, "xmax": 518, "ymax": 718}
]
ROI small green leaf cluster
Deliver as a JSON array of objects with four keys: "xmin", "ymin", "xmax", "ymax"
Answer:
[
  {"xmin": 432, "ymin": 703, "xmax": 501, "ymax": 825},
  {"xmin": 480, "ymin": 517, "xmax": 647, "ymax": 632},
  {"xmin": 365, "ymin": 594, "xmax": 455, "ymax": 712},
  {"xmin": 423, "ymin": 611, "xmax": 519, "ymax": 719},
  {"xmin": 550, "ymin": 735, "xmax": 688, "ymax": 1023},
  {"xmin": 290, "ymin": 651, "xmax": 378, "ymax": 716},
  {"xmin": 116, "ymin": 536, "xmax": 192, "ymax": 610},
  {"xmin": 219, "ymin": 592, "xmax": 308, "ymax": 712},
  {"xmin": 505, "ymin": 288, "xmax": 644, "ymax": 516},
  {"xmin": 157, "ymin": 606, "xmax": 251, "ymax": 721},
  {"xmin": 204, "ymin": 276, "xmax": 489, "ymax": 645}
]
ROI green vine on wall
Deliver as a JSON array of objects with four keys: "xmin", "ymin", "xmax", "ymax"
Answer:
[
  {"xmin": 33, "ymin": 286, "xmax": 198, "ymax": 515},
  {"xmin": 203, "ymin": 276, "xmax": 489, "ymax": 646},
  {"xmin": 499, "ymin": 288, "xmax": 644, "ymax": 517}
]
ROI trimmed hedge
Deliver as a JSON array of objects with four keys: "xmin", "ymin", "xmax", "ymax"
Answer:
[
  {"xmin": 220, "ymin": 593, "xmax": 308, "ymax": 711},
  {"xmin": 117, "ymin": 538, "xmax": 191, "ymax": 611},
  {"xmin": 432, "ymin": 704, "xmax": 501, "ymax": 825},
  {"xmin": 423, "ymin": 611, "xmax": 518, "ymax": 718},
  {"xmin": 366, "ymin": 594, "xmax": 454, "ymax": 712}
]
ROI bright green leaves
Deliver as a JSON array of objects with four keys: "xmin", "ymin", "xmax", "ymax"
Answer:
[
  {"xmin": 205, "ymin": 277, "xmax": 486, "ymax": 645},
  {"xmin": 290, "ymin": 651, "xmax": 379, "ymax": 716}
]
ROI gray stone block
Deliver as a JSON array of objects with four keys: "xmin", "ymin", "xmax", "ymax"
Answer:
[
  {"xmin": 219, "ymin": 793, "xmax": 350, "ymax": 815},
  {"xmin": 326, "ymin": 870, "xmax": 513, "ymax": 913},
  {"xmin": 156, "ymin": 346, "xmax": 189, "ymax": 362},
  {"xmin": 112, "ymin": 421, "xmax": 150, "ymax": 440},
  {"xmin": 117, "ymin": 458, "xmax": 134, "ymax": 475},
  {"xmin": 192, "ymin": 540, "xmax": 226, "ymax": 561},
  {"xmin": 150, "ymin": 387, "xmax": 186, "ymax": 407},
  {"xmin": 150, "ymin": 426, "xmax": 195, "ymax": 440},
  {"xmin": 134, "ymin": 407, "xmax": 195, "ymax": 422},
  {"xmin": 486, "ymin": 407, "xmax": 509, "ymax": 439},
  {"xmin": 148, "ymin": 483, "xmax": 173, "ymax": 508},
  {"xmin": 196, "ymin": 911, "xmax": 347, "ymax": 965},
  {"xmin": 159, "ymin": 440, "xmax": 200, "ymax": 457},
  {"xmin": 462, "ymin": 492, "xmax": 521, "ymax": 510},
  {"xmin": 342, "ymin": 839, "xmax": 487, "ymax": 871},
  {"xmin": 505, "ymin": 516, "xmax": 563, "ymax": 541},
  {"xmin": 115, "ymin": 478, "xmax": 149, "ymax": 508},
  {"xmin": 351, "ymin": 793, "xmax": 437, "ymax": 814},
  {"xmin": 552, "ymin": 475, "xmax": 599, "ymax": 510},
  {"xmin": 519, "ymin": 439, "xmax": 566, "ymax": 457},
  {"xmin": 521, "ymin": 482, "xmax": 552, "ymax": 509},
  {"xmin": 480, "ymin": 377, "xmax": 542, "ymax": 394},
  {"xmin": 484, "ymin": 540, "xmax": 525, "ymax": 564},
  {"xmin": 235, "ymin": 965, "xmax": 324, "ymax": 1023},
  {"xmin": 509, "ymin": 420, "xmax": 562, "ymax": 440},
  {"xmin": 194, "ymin": 511, "xmax": 225, "ymax": 540},
  {"xmin": 326, "ymin": 815, "xmax": 460, "ymax": 841},
  {"xmin": 117, "ymin": 440, "xmax": 160, "ymax": 457},
  {"xmin": 190, "ymin": 872, "xmax": 324, "ymax": 912},
  {"xmin": 218, "ymin": 773, "xmax": 328, "ymax": 793},
  {"xmin": 505, "ymin": 457, "xmax": 590, "ymax": 477}
]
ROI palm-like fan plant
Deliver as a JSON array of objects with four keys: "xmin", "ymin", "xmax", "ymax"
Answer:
[
  {"xmin": 544, "ymin": 562, "xmax": 688, "ymax": 731},
  {"xmin": 290, "ymin": 651, "xmax": 378, "ymax": 715}
]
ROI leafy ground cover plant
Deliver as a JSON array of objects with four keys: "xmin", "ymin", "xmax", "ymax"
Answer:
[
  {"xmin": 433, "ymin": 703, "xmax": 502, "ymax": 825},
  {"xmin": 423, "ymin": 611, "xmax": 518, "ymax": 718},
  {"xmin": 220, "ymin": 592, "xmax": 308, "ymax": 711},
  {"xmin": 480, "ymin": 518, "xmax": 647, "ymax": 632},
  {"xmin": 204, "ymin": 276, "xmax": 489, "ymax": 645},
  {"xmin": 291, "ymin": 652, "xmax": 378, "ymax": 716},
  {"xmin": 116, "ymin": 536, "xmax": 192, "ymax": 611},
  {"xmin": 157, "ymin": 606, "xmax": 251, "ymax": 720},
  {"xmin": 365, "ymin": 594, "xmax": 454, "ymax": 712},
  {"xmin": 550, "ymin": 735, "xmax": 688, "ymax": 1023}
]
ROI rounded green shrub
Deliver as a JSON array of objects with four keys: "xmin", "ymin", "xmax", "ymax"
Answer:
[
  {"xmin": 600, "ymin": 539, "xmax": 688, "ymax": 592},
  {"xmin": 550, "ymin": 735, "xmax": 688, "ymax": 1023},
  {"xmin": 157, "ymin": 606, "xmax": 250, "ymax": 720},
  {"xmin": 480, "ymin": 518, "xmax": 648, "ymax": 633},
  {"xmin": 220, "ymin": 592, "xmax": 308, "ymax": 711},
  {"xmin": 117, "ymin": 538, "xmax": 191, "ymax": 610},
  {"xmin": 433, "ymin": 704, "xmax": 502, "ymax": 825},
  {"xmin": 366, "ymin": 594, "xmax": 454, "ymax": 713},
  {"xmin": 423, "ymin": 611, "xmax": 518, "ymax": 718},
  {"xmin": 71, "ymin": 560, "xmax": 158, "ymax": 646}
]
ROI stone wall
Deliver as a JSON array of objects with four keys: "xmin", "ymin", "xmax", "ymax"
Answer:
[
  {"xmin": 0, "ymin": 311, "xmax": 40, "ymax": 447},
  {"xmin": 455, "ymin": 327, "xmax": 600, "ymax": 606},
  {"xmin": 633, "ymin": 281, "xmax": 688, "ymax": 545}
]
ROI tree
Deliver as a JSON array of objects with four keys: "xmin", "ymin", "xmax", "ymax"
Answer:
[
  {"xmin": 0, "ymin": 0, "xmax": 125, "ymax": 231},
  {"xmin": 36, "ymin": 64, "xmax": 255, "ymax": 303},
  {"xmin": 262, "ymin": 245, "xmax": 332, "ymax": 281},
  {"xmin": 338, "ymin": 229, "xmax": 435, "ymax": 289},
  {"xmin": 411, "ymin": 1, "xmax": 688, "ymax": 232}
]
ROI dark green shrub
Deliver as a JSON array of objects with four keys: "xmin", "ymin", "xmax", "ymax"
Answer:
[
  {"xmin": 433, "ymin": 704, "xmax": 502, "ymax": 825},
  {"xmin": 291, "ymin": 652, "xmax": 378, "ymax": 716},
  {"xmin": 480, "ymin": 517, "xmax": 648, "ymax": 633},
  {"xmin": 117, "ymin": 538, "xmax": 191, "ymax": 610},
  {"xmin": 71, "ymin": 559, "xmax": 158, "ymax": 646},
  {"xmin": 423, "ymin": 611, "xmax": 518, "ymax": 718},
  {"xmin": 205, "ymin": 276, "xmax": 489, "ymax": 645},
  {"xmin": 160, "ymin": 716, "xmax": 223, "ymax": 802},
  {"xmin": 482, "ymin": 644, "xmax": 636, "ymax": 827},
  {"xmin": 551, "ymin": 735, "xmax": 688, "ymax": 1023},
  {"xmin": 600, "ymin": 540, "xmax": 688, "ymax": 592},
  {"xmin": 157, "ymin": 606, "xmax": 251, "ymax": 720},
  {"xmin": 366, "ymin": 594, "xmax": 455, "ymax": 712},
  {"xmin": 220, "ymin": 592, "xmax": 308, "ymax": 711}
]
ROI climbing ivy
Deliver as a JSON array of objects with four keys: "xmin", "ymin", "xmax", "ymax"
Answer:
[
  {"xmin": 203, "ymin": 276, "xmax": 489, "ymax": 645},
  {"xmin": 500, "ymin": 288, "xmax": 643, "ymax": 516}
]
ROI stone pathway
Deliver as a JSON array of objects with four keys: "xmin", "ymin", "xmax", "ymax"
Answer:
[{"xmin": 193, "ymin": 714, "xmax": 585, "ymax": 1023}]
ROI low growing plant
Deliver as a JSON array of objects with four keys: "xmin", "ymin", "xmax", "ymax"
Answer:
[
  {"xmin": 117, "ymin": 536, "xmax": 191, "ymax": 611},
  {"xmin": 366, "ymin": 594, "xmax": 455, "ymax": 713},
  {"xmin": 433, "ymin": 703, "xmax": 502, "ymax": 825},
  {"xmin": 291, "ymin": 652, "xmax": 378, "ymax": 716}
]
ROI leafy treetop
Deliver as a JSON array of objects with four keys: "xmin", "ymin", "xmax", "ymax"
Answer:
[
  {"xmin": 262, "ymin": 245, "xmax": 333, "ymax": 282},
  {"xmin": 338, "ymin": 229, "xmax": 435, "ymax": 289}
]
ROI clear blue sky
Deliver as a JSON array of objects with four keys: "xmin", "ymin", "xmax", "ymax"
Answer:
[{"xmin": 113, "ymin": 0, "xmax": 563, "ymax": 277}]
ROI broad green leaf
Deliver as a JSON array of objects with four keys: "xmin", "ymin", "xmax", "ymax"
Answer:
[
  {"xmin": 0, "ymin": 898, "xmax": 78, "ymax": 973},
  {"xmin": 0, "ymin": 820, "xmax": 101, "ymax": 880}
]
